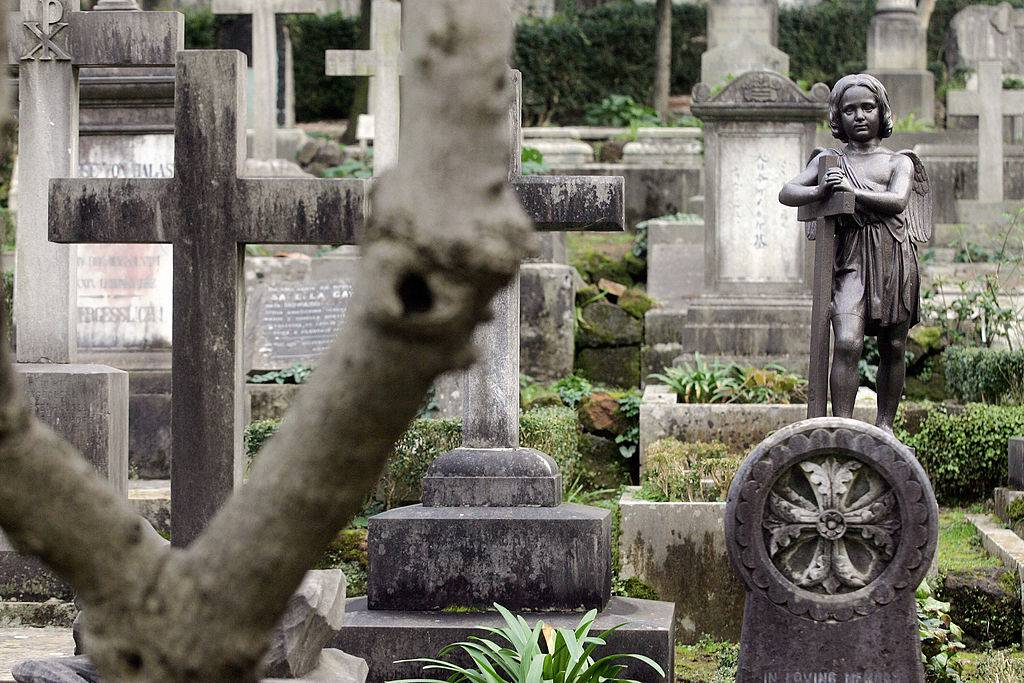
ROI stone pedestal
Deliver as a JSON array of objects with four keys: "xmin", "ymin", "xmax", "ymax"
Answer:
[
  {"xmin": 0, "ymin": 364, "xmax": 129, "ymax": 598},
  {"xmin": 333, "ymin": 597, "xmax": 674, "ymax": 683},
  {"xmin": 646, "ymin": 217, "xmax": 705, "ymax": 309},
  {"xmin": 520, "ymin": 263, "xmax": 574, "ymax": 382},
  {"xmin": 866, "ymin": 3, "xmax": 935, "ymax": 126}
]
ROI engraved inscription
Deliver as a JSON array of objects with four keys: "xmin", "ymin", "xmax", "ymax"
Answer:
[
  {"xmin": 763, "ymin": 672, "xmax": 908, "ymax": 682},
  {"xmin": 742, "ymin": 73, "xmax": 783, "ymax": 103},
  {"xmin": 21, "ymin": 0, "xmax": 71, "ymax": 62},
  {"xmin": 252, "ymin": 281, "xmax": 354, "ymax": 368},
  {"xmin": 763, "ymin": 455, "xmax": 901, "ymax": 595}
]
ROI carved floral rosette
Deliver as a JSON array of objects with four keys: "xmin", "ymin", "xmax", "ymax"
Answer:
[{"xmin": 725, "ymin": 418, "xmax": 938, "ymax": 622}]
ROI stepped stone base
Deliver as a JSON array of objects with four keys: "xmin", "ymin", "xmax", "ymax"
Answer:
[
  {"xmin": 332, "ymin": 597, "xmax": 675, "ymax": 683},
  {"xmin": 367, "ymin": 504, "xmax": 611, "ymax": 611}
]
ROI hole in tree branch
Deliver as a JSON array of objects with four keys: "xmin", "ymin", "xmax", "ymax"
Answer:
[{"xmin": 398, "ymin": 273, "xmax": 433, "ymax": 316}]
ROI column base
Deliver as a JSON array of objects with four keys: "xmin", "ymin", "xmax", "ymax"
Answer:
[
  {"xmin": 422, "ymin": 447, "xmax": 562, "ymax": 507},
  {"xmin": 332, "ymin": 596, "xmax": 675, "ymax": 683}
]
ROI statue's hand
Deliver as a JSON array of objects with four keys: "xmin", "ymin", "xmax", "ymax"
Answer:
[{"xmin": 824, "ymin": 168, "xmax": 854, "ymax": 194}]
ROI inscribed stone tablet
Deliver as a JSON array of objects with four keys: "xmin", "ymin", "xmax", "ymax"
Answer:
[
  {"xmin": 76, "ymin": 134, "xmax": 175, "ymax": 350},
  {"xmin": 246, "ymin": 281, "xmax": 354, "ymax": 370},
  {"xmin": 717, "ymin": 134, "xmax": 802, "ymax": 285}
]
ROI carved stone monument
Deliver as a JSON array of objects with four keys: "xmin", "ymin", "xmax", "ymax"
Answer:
[
  {"xmin": 726, "ymin": 418, "xmax": 939, "ymax": 682},
  {"xmin": 653, "ymin": 72, "xmax": 826, "ymax": 375}
]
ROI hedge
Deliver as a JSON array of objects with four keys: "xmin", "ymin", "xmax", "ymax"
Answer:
[
  {"xmin": 901, "ymin": 404, "xmax": 1024, "ymax": 504},
  {"xmin": 244, "ymin": 406, "xmax": 580, "ymax": 509},
  {"xmin": 944, "ymin": 346, "xmax": 1024, "ymax": 405}
]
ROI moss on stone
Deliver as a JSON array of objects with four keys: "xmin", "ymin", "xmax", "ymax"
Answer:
[
  {"xmin": 571, "ymin": 250, "xmax": 634, "ymax": 287},
  {"xmin": 575, "ymin": 346, "xmax": 641, "ymax": 389},
  {"xmin": 937, "ymin": 567, "xmax": 1023, "ymax": 648},
  {"xmin": 618, "ymin": 288, "xmax": 656, "ymax": 319}
]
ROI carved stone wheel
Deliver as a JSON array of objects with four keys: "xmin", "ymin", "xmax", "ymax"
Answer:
[{"xmin": 726, "ymin": 418, "xmax": 938, "ymax": 623}]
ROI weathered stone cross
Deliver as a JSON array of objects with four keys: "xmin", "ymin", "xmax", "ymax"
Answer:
[
  {"xmin": 947, "ymin": 60, "xmax": 1024, "ymax": 203},
  {"xmin": 798, "ymin": 154, "xmax": 854, "ymax": 419},
  {"xmin": 325, "ymin": 0, "xmax": 402, "ymax": 172},
  {"xmin": 5, "ymin": 0, "xmax": 182, "ymax": 363},
  {"xmin": 49, "ymin": 51, "xmax": 367, "ymax": 548},
  {"xmin": 212, "ymin": 0, "xmax": 325, "ymax": 160}
]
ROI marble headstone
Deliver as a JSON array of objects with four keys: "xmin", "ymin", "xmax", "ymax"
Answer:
[
  {"xmin": 726, "ymin": 418, "xmax": 939, "ymax": 681},
  {"xmin": 947, "ymin": 2, "xmax": 1024, "ymax": 78}
]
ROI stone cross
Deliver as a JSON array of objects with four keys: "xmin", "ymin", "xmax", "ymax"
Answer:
[
  {"xmin": 5, "ymin": 0, "xmax": 182, "ymax": 363},
  {"xmin": 212, "ymin": 0, "xmax": 325, "ymax": 160},
  {"xmin": 947, "ymin": 61, "xmax": 1024, "ymax": 203},
  {"xmin": 325, "ymin": 0, "xmax": 402, "ymax": 172},
  {"xmin": 726, "ymin": 418, "xmax": 938, "ymax": 681},
  {"xmin": 797, "ymin": 155, "xmax": 854, "ymax": 419},
  {"xmin": 49, "ymin": 50, "xmax": 367, "ymax": 548}
]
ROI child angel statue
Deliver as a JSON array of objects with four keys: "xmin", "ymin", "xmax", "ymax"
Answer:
[{"xmin": 779, "ymin": 74, "xmax": 932, "ymax": 432}]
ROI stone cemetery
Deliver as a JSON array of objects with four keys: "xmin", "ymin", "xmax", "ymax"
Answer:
[{"xmin": 1, "ymin": 1, "xmax": 1024, "ymax": 682}]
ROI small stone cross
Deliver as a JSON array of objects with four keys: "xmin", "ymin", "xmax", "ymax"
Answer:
[
  {"xmin": 797, "ymin": 154, "xmax": 854, "ymax": 419},
  {"xmin": 947, "ymin": 61, "xmax": 1024, "ymax": 203},
  {"xmin": 212, "ymin": 0, "xmax": 325, "ymax": 160},
  {"xmin": 49, "ymin": 51, "xmax": 367, "ymax": 548},
  {"xmin": 421, "ymin": 71, "xmax": 625, "ymax": 508},
  {"xmin": 325, "ymin": 0, "xmax": 402, "ymax": 172},
  {"xmin": 5, "ymin": 0, "xmax": 182, "ymax": 363}
]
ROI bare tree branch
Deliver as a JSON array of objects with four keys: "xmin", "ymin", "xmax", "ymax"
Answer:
[{"xmin": 0, "ymin": 1, "xmax": 532, "ymax": 680}]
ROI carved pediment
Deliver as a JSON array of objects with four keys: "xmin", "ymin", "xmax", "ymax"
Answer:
[{"xmin": 693, "ymin": 71, "xmax": 828, "ymax": 106}]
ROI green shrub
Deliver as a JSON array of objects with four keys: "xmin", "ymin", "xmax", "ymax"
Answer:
[
  {"xmin": 917, "ymin": 580, "xmax": 967, "ymax": 683},
  {"xmin": 244, "ymin": 419, "xmax": 281, "ymax": 463},
  {"xmin": 316, "ymin": 528, "xmax": 368, "ymax": 596},
  {"xmin": 639, "ymin": 439, "xmax": 740, "ymax": 502},
  {"xmin": 183, "ymin": 7, "xmax": 217, "ymax": 50},
  {"xmin": 521, "ymin": 406, "xmax": 582, "ymax": 483},
  {"xmin": 778, "ymin": 0, "xmax": 873, "ymax": 87},
  {"xmin": 937, "ymin": 568, "xmax": 1022, "ymax": 648},
  {"xmin": 901, "ymin": 404, "xmax": 1024, "ymax": 503},
  {"xmin": 287, "ymin": 13, "xmax": 361, "ymax": 122},
  {"xmin": 944, "ymin": 347, "xmax": 1024, "ymax": 405}
]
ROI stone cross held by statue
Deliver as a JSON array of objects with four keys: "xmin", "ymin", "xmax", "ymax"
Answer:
[
  {"xmin": 5, "ymin": 0, "xmax": 183, "ymax": 364},
  {"xmin": 325, "ymin": 0, "xmax": 402, "ymax": 173},
  {"xmin": 797, "ymin": 154, "xmax": 855, "ymax": 419},
  {"xmin": 212, "ymin": 0, "xmax": 325, "ymax": 160},
  {"xmin": 49, "ymin": 50, "xmax": 368, "ymax": 548}
]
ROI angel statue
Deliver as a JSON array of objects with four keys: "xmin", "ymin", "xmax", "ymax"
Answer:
[{"xmin": 779, "ymin": 73, "xmax": 932, "ymax": 433}]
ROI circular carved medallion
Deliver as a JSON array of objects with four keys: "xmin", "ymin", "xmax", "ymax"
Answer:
[{"xmin": 725, "ymin": 418, "xmax": 938, "ymax": 622}]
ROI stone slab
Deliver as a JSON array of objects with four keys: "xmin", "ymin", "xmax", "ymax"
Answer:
[
  {"xmin": 618, "ymin": 490, "xmax": 744, "ymax": 644},
  {"xmin": 969, "ymin": 513, "xmax": 1024, "ymax": 582},
  {"xmin": 332, "ymin": 596, "xmax": 674, "ymax": 683},
  {"xmin": 366, "ymin": 504, "xmax": 611, "ymax": 611},
  {"xmin": 519, "ymin": 263, "xmax": 574, "ymax": 382},
  {"xmin": 0, "ymin": 628, "xmax": 74, "ymax": 683},
  {"xmin": 647, "ymin": 219, "xmax": 705, "ymax": 308},
  {"xmin": 1011, "ymin": 438, "xmax": 1024, "ymax": 489},
  {"xmin": 0, "ymin": 602, "xmax": 75, "ymax": 629}
]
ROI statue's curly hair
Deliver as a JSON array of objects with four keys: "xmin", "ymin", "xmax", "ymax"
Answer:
[{"xmin": 828, "ymin": 74, "xmax": 894, "ymax": 142}]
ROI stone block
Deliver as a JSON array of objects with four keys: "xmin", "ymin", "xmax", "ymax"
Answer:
[
  {"xmin": 522, "ymin": 128, "xmax": 594, "ymax": 166},
  {"xmin": 621, "ymin": 128, "xmax": 702, "ymax": 167},
  {"xmin": 130, "ymin": 391, "xmax": 171, "ymax": 479},
  {"xmin": 248, "ymin": 384, "xmax": 302, "ymax": 423},
  {"xmin": 955, "ymin": 200, "xmax": 1024, "ymax": 226},
  {"xmin": 575, "ymin": 346, "xmax": 641, "ymax": 389},
  {"xmin": 700, "ymin": 40, "xmax": 789, "ymax": 90},
  {"xmin": 332, "ymin": 596, "xmax": 675, "ymax": 683},
  {"xmin": 867, "ymin": 11, "xmax": 927, "ymax": 71},
  {"xmin": 646, "ymin": 219, "xmax": 705, "ymax": 308},
  {"xmin": 618, "ymin": 490, "xmax": 744, "ymax": 644},
  {"xmin": 366, "ymin": 504, "xmax": 611, "ymax": 611},
  {"xmin": 519, "ymin": 263, "xmax": 574, "ymax": 382},
  {"xmin": 872, "ymin": 70, "xmax": 935, "ymax": 126},
  {"xmin": 552, "ymin": 164, "xmax": 701, "ymax": 228},
  {"xmin": 576, "ymin": 302, "xmax": 641, "ymax": 348},
  {"xmin": 129, "ymin": 480, "xmax": 171, "ymax": 538},
  {"xmin": 1011, "ymin": 438, "xmax": 1024, "ymax": 489},
  {"xmin": 265, "ymin": 649, "xmax": 369, "ymax": 683},
  {"xmin": 263, "ymin": 570, "xmax": 348, "ymax": 679}
]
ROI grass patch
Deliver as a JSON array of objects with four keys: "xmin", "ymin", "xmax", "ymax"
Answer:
[
  {"xmin": 938, "ymin": 508, "xmax": 1002, "ymax": 573},
  {"xmin": 566, "ymin": 232, "xmax": 635, "ymax": 260},
  {"xmin": 961, "ymin": 648, "xmax": 1024, "ymax": 682},
  {"xmin": 675, "ymin": 639, "xmax": 737, "ymax": 683}
]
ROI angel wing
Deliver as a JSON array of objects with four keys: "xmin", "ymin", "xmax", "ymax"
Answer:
[
  {"xmin": 803, "ymin": 147, "xmax": 829, "ymax": 241},
  {"xmin": 898, "ymin": 149, "xmax": 933, "ymax": 244}
]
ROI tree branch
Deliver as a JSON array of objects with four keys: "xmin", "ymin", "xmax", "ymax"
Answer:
[{"xmin": 0, "ymin": 1, "xmax": 532, "ymax": 680}]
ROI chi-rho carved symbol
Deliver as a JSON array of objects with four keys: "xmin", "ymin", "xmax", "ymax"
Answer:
[{"xmin": 21, "ymin": 0, "xmax": 70, "ymax": 61}]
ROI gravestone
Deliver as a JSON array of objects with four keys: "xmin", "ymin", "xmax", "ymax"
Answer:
[
  {"xmin": 948, "ymin": 61, "xmax": 1024, "ymax": 223},
  {"xmin": 212, "ymin": 0, "xmax": 325, "ymax": 160},
  {"xmin": 325, "ymin": 0, "xmax": 401, "ymax": 173},
  {"xmin": 994, "ymin": 437, "xmax": 1024, "ymax": 521},
  {"xmin": 1, "ymin": 0, "xmax": 180, "ymax": 591},
  {"xmin": 49, "ymin": 50, "xmax": 368, "ymax": 548},
  {"xmin": 649, "ymin": 72, "xmax": 826, "ymax": 374},
  {"xmin": 333, "ymin": 10, "xmax": 673, "ymax": 674},
  {"xmin": 646, "ymin": 215, "xmax": 705, "ymax": 309},
  {"xmin": 947, "ymin": 2, "xmax": 1024, "ymax": 78},
  {"xmin": 726, "ymin": 418, "xmax": 939, "ymax": 681},
  {"xmin": 522, "ymin": 128, "xmax": 594, "ymax": 166},
  {"xmin": 700, "ymin": 0, "xmax": 788, "ymax": 89},
  {"xmin": 867, "ymin": 0, "xmax": 934, "ymax": 125},
  {"xmin": 621, "ymin": 127, "xmax": 703, "ymax": 167}
]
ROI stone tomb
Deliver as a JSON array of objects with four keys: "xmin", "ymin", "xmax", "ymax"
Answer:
[
  {"xmin": 947, "ymin": 61, "xmax": 1024, "ymax": 224},
  {"xmin": 49, "ymin": 50, "xmax": 367, "ymax": 548},
  {"xmin": 644, "ymin": 72, "xmax": 826, "ymax": 378},
  {"xmin": 727, "ymin": 418, "xmax": 939, "ymax": 682}
]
